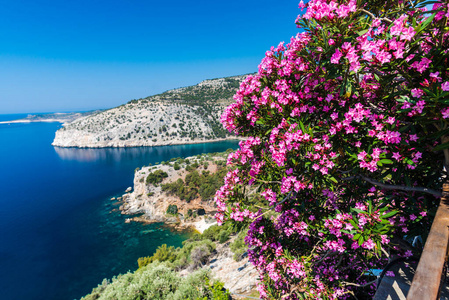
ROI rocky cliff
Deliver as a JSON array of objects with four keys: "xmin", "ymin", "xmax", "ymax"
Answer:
[
  {"xmin": 53, "ymin": 75, "xmax": 247, "ymax": 148},
  {"xmin": 120, "ymin": 152, "xmax": 228, "ymax": 230}
]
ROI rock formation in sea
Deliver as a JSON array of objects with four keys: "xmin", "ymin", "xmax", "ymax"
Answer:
[{"xmin": 120, "ymin": 152, "xmax": 227, "ymax": 229}]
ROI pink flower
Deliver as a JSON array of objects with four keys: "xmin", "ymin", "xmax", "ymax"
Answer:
[
  {"xmin": 442, "ymin": 81, "xmax": 449, "ymax": 91},
  {"xmin": 409, "ymin": 134, "xmax": 419, "ymax": 142},
  {"xmin": 442, "ymin": 108, "xmax": 449, "ymax": 119},
  {"xmin": 411, "ymin": 88, "xmax": 424, "ymax": 98},
  {"xmin": 362, "ymin": 239, "xmax": 376, "ymax": 250},
  {"xmin": 331, "ymin": 49, "xmax": 343, "ymax": 64},
  {"xmin": 392, "ymin": 152, "xmax": 401, "ymax": 160},
  {"xmin": 430, "ymin": 72, "xmax": 442, "ymax": 82},
  {"xmin": 400, "ymin": 26, "xmax": 415, "ymax": 41},
  {"xmin": 357, "ymin": 151, "xmax": 367, "ymax": 160}
]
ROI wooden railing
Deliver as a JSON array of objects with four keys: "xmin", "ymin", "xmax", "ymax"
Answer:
[{"xmin": 407, "ymin": 182, "xmax": 449, "ymax": 300}]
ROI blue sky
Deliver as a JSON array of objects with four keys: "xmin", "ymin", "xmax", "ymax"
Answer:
[{"xmin": 0, "ymin": 0, "xmax": 300, "ymax": 113}]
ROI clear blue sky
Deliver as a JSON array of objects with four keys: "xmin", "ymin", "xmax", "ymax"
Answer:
[{"xmin": 0, "ymin": 0, "xmax": 300, "ymax": 114}]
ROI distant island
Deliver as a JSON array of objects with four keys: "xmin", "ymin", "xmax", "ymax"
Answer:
[
  {"xmin": 0, "ymin": 111, "xmax": 100, "ymax": 125},
  {"xmin": 52, "ymin": 74, "xmax": 249, "ymax": 148}
]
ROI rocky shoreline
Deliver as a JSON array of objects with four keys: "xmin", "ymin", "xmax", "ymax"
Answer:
[
  {"xmin": 53, "ymin": 136, "xmax": 241, "ymax": 148},
  {"xmin": 118, "ymin": 155, "xmax": 221, "ymax": 231}
]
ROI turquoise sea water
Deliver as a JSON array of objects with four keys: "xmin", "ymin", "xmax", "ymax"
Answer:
[{"xmin": 0, "ymin": 115, "xmax": 239, "ymax": 300}]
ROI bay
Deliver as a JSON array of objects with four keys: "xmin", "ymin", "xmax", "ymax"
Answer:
[{"xmin": 0, "ymin": 116, "xmax": 239, "ymax": 300}]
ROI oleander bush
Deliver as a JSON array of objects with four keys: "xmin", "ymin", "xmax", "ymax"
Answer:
[{"xmin": 215, "ymin": 0, "xmax": 449, "ymax": 298}]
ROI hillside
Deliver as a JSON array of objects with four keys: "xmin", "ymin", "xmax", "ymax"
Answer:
[
  {"xmin": 80, "ymin": 152, "xmax": 259, "ymax": 299},
  {"xmin": 52, "ymin": 75, "xmax": 247, "ymax": 148}
]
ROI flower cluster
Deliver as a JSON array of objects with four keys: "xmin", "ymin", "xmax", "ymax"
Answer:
[{"xmin": 216, "ymin": 0, "xmax": 448, "ymax": 298}]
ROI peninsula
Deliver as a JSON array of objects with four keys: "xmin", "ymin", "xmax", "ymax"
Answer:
[{"xmin": 52, "ymin": 75, "xmax": 248, "ymax": 148}]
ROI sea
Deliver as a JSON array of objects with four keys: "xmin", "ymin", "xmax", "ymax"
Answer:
[{"xmin": 0, "ymin": 113, "xmax": 239, "ymax": 300}]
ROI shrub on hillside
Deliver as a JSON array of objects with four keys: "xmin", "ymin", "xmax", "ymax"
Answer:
[
  {"xmin": 166, "ymin": 204, "xmax": 178, "ymax": 215},
  {"xmin": 146, "ymin": 170, "xmax": 168, "ymax": 186},
  {"xmin": 81, "ymin": 262, "xmax": 228, "ymax": 300}
]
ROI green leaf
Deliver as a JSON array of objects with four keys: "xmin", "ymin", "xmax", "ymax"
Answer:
[
  {"xmin": 299, "ymin": 121, "xmax": 306, "ymax": 133},
  {"xmin": 329, "ymin": 176, "xmax": 338, "ymax": 184},
  {"xmin": 382, "ymin": 211, "xmax": 398, "ymax": 219},
  {"xmin": 349, "ymin": 219, "xmax": 360, "ymax": 230},
  {"xmin": 405, "ymin": 158, "xmax": 415, "ymax": 165},
  {"xmin": 356, "ymin": 29, "xmax": 369, "ymax": 36},
  {"xmin": 415, "ymin": 12, "xmax": 437, "ymax": 35},
  {"xmin": 433, "ymin": 142, "xmax": 449, "ymax": 152},
  {"xmin": 358, "ymin": 235, "xmax": 365, "ymax": 246},
  {"xmin": 379, "ymin": 159, "xmax": 394, "ymax": 165},
  {"xmin": 351, "ymin": 208, "xmax": 367, "ymax": 214}
]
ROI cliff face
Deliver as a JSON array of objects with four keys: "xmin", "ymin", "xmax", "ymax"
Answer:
[
  {"xmin": 52, "ymin": 75, "xmax": 247, "ymax": 148},
  {"xmin": 119, "ymin": 153, "xmax": 227, "ymax": 229}
]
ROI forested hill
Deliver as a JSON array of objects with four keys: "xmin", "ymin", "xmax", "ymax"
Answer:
[{"xmin": 52, "ymin": 75, "xmax": 248, "ymax": 148}]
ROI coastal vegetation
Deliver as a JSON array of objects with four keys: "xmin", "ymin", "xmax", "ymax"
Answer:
[
  {"xmin": 80, "ymin": 263, "xmax": 230, "ymax": 300},
  {"xmin": 81, "ymin": 223, "xmax": 248, "ymax": 300},
  {"xmin": 146, "ymin": 170, "xmax": 169, "ymax": 186},
  {"xmin": 215, "ymin": 0, "xmax": 449, "ymax": 299},
  {"xmin": 161, "ymin": 166, "xmax": 228, "ymax": 202}
]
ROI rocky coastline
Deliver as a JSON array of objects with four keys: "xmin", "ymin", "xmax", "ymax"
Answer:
[
  {"xmin": 52, "ymin": 75, "xmax": 247, "ymax": 148},
  {"xmin": 118, "ymin": 153, "xmax": 223, "ymax": 231},
  {"xmin": 117, "ymin": 153, "xmax": 259, "ymax": 295}
]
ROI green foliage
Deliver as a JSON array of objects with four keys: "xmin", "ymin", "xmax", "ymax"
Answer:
[
  {"xmin": 162, "ymin": 165, "xmax": 228, "ymax": 203},
  {"xmin": 166, "ymin": 204, "xmax": 178, "ymax": 215},
  {"xmin": 172, "ymin": 239, "xmax": 216, "ymax": 269},
  {"xmin": 173, "ymin": 163, "xmax": 181, "ymax": 170},
  {"xmin": 205, "ymin": 279, "xmax": 231, "ymax": 300},
  {"xmin": 137, "ymin": 256, "xmax": 152, "ymax": 269},
  {"xmin": 82, "ymin": 263, "xmax": 180, "ymax": 300},
  {"xmin": 201, "ymin": 223, "xmax": 236, "ymax": 243},
  {"xmin": 81, "ymin": 262, "xmax": 230, "ymax": 300},
  {"xmin": 138, "ymin": 244, "xmax": 178, "ymax": 269},
  {"xmin": 230, "ymin": 229, "xmax": 248, "ymax": 261},
  {"xmin": 146, "ymin": 170, "xmax": 168, "ymax": 186},
  {"xmin": 82, "ymin": 262, "xmax": 232, "ymax": 300}
]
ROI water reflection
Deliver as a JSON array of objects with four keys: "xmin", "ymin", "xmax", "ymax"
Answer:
[{"xmin": 53, "ymin": 141, "xmax": 240, "ymax": 163}]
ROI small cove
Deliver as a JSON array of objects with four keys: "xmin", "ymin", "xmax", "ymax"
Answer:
[{"xmin": 0, "ymin": 116, "xmax": 239, "ymax": 300}]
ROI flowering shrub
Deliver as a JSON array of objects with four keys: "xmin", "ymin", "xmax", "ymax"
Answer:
[{"xmin": 215, "ymin": 0, "xmax": 449, "ymax": 298}]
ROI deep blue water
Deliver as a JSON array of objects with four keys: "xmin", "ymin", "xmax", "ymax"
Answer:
[{"xmin": 0, "ymin": 116, "xmax": 239, "ymax": 300}]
